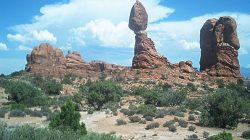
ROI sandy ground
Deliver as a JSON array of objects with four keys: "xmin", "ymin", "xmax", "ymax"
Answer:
[{"xmin": 80, "ymin": 111, "xmax": 249, "ymax": 140}]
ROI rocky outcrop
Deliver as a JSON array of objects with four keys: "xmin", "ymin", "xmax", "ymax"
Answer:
[
  {"xmin": 129, "ymin": 0, "xmax": 168, "ymax": 69},
  {"xmin": 200, "ymin": 16, "xmax": 241, "ymax": 77},
  {"xmin": 179, "ymin": 61, "xmax": 195, "ymax": 74},
  {"xmin": 25, "ymin": 43, "xmax": 125, "ymax": 76}
]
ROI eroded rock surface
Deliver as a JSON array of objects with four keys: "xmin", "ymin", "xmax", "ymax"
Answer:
[{"xmin": 200, "ymin": 16, "xmax": 241, "ymax": 77}]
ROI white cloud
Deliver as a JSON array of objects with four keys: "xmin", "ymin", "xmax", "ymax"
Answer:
[
  {"xmin": 71, "ymin": 19, "xmax": 134, "ymax": 48},
  {"xmin": 0, "ymin": 43, "xmax": 8, "ymax": 51},
  {"xmin": 9, "ymin": 0, "xmax": 173, "ymax": 48},
  {"xmin": 17, "ymin": 45, "xmax": 32, "ymax": 51},
  {"xmin": 7, "ymin": 30, "xmax": 57, "ymax": 44},
  {"xmin": 179, "ymin": 40, "xmax": 200, "ymax": 50},
  {"xmin": 7, "ymin": 34, "xmax": 26, "ymax": 42}
]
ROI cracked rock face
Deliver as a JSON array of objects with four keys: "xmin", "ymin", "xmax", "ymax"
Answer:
[{"xmin": 200, "ymin": 16, "xmax": 241, "ymax": 77}]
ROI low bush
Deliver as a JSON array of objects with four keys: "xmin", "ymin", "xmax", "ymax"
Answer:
[
  {"xmin": 41, "ymin": 78, "xmax": 63, "ymax": 95},
  {"xmin": 187, "ymin": 83, "xmax": 197, "ymax": 92},
  {"xmin": 0, "ymin": 107, "xmax": 9, "ymax": 118},
  {"xmin": 188, "ymin": 125, "xmax": 196, "ymax": 131},
  {"xmin": 178, "ymin": 119, "xmax": 188, "ymax": 128},
  {"xmin": 145, "ymin": 122, "xmax": 160, "ymax": 130},
  {"xmin": 158, "ymin": 89, "xmax": 187, "ymax": 106},
  {"xmin": 139, "ymin": 120, "xmax": 146, "ymax": 124},
  {"xmin": 120, "ymin": 108, "xmax": 135, "ymax": 116},
  {"xmin": 144, "ymin": 116, "xmax": 153, "ymax": 121},
  {"xmin": 200, "ymin": 89, "xmax": 243, "ymax": 128},
  {"xmin": 87, "ymin": 108, "xmax": 95, "ymax": 114},
  {"xmin": 30, "ymin": 110, "xmax": 43, "ymax": 117},
  {"xmin": 129, "ymin": 116, "xmax": 141, "ymax": 123},
  {"xmin": 0, "ymin": 121, "xmax": 121, "ymax": 140},
  {"xmin": 155, "ymin": 109, "xmax": 167, "ymax": 118},
  {"xmin": 49, "ymin": 99, "xmax": 87, "ymax": 135},
  {"xmin": 136, "ymin": 104, "xmax": 157, "ymax": 117},
  {"xmin": 203, "ymin": 131, "xmax": 210, "ymax": 139},
  {"xmin": 207, "ymin": 131, "xmax": 233, "ymax": 140},
  {"xmin": 85, "ymin": 80, "xmax": 123, "ymax": 110},
  {"xmin": 188, "ymin": 114, "xmax": 195, "ymax": 121},
  {"xmin": 62, "ymin": 73, "xmax": 76, "ymax": 85},
  {"xmin": 242, "ymin": 130, "xmax": 250, "ymax": 139},
  {"xmin": 116, "ymin": 119, "xmax": 127, "ymax": 125},
  {"xmin": 5, "ymin": 80, "xmax": 48, "ymax": 106},
  {"xmin": 9, "ymin": 109, "xmax": 26, "ymax": 117},
  {"xmin": 163, "ymin": 120, "xmax": 175, "ymax": 128},
  {"xmin": 216, "ymin": 79, "xmax": 225, "ymax": 88},
  {"xmin": 185, "ymin": 98, "xmax": 203, "ymax": 110},
  {"xmin": 168, "ymin": 125, "xmax": 177, "ymax": 132},
  {"xmin": 184, "ymin": 134, "xmax": 199, "ymax": 140}
]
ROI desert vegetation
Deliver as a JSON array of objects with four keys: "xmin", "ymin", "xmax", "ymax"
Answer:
[{"xmin": 0, "ymin": 72, "xmax": 250, "ymax": 140}]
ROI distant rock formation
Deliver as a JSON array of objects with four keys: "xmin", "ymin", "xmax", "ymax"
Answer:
[
  {"xmin": 129, "ymin": 0, "xmax": 168, "ymax": 69},
  {"xmin": 200, "ymin": 16, "xmax": 241, "ymax": 77},
  {"xmin": 25, "ymin": 43, "xmax": 125, "ymax": 76}
]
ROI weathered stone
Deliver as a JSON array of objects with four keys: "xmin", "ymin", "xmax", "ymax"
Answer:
[
  {"xmin": 200, "ymin": 16, "xmax": 241, "ymax": 77},
  {"xmin": 179, "ymin": 61, "xmax": 195, "ymax": 73},
  {"xmin": 132, "ymin": 32, "xmax": 168, "ymax": 69},
  {"xmin": 129, "ymin": 0, "xmax": 148, "ymax": 33}
]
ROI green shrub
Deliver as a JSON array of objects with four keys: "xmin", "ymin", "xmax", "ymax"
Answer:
[
  {"xmin": 242, "ymin": 130, "xmax": 250, "ymax": 139},
  {"xmin": 87, "ymin": 108, "xmax": 95, "ymax": 114},
  {"xmin": 200, "ymin": 89, "xmax": 243, "ymax": 128},
  {"xmin": 203, "ymin": 131, "xmax": 210, "ymax": 138},
  {"xmin": 187, "ymin": 83, "xmax": 197, "ymax": 92},
  {"xmin": 116, "ymin": 119, "xmax": 127, "ymax": 125},
  {"xmin": 143, "ymin": 90, "xmax": 163, "ymax": 106},
  {"xmin": 168, "ymin": 125, "xmax": 177, "ymax": 132},
  {"xmin": 62, "ymin": 73, "xmax": 76, "ymax": 84},
  {"xmin": 155, "ymin": 109, "xmax": 167, "ymax": 118},
  {"xmin": 0, "ymin": 107, "xmax": 9, "ymax": 118},
  {"xmin": 5, "ymin": 80, "xmax": 48, "ymax": 106},
  {"xmin": 30, "ymin": 110, "xmax": 43, "ymax": 117},
  {"xmin": 49, "ymin": 99, "xmax": 87, "ymax": 135},
  {"xmin": 144, "ymin": 116, "xmax": 153, "ymax": 121},
  {"xmin": 207, "ymin": 131, "xmax": 233, "ymax": 140},
  {"xmin": 0, "ymin": 121, "xmax": 121, "ymax": 140},
  {"xmin": 139, "ymin": 120, "xmax": 146, "ymax": 124},
  {"xmin": 120, "ymin": 108, "xmax": 135, "ymax": 116},
  {"xmin": 136, "ymin": 104, "xmax": 157, "ymax": 117},
  {"xmin": 188, "ymin": 125, "xmax": 196, "ymax": 131},
  {"xmin": 178, "ymin": 119, "xmax": 188, "ymax": 128},
  {"xmin": 85, "ymin": 80, "xmax": 123, "ymax": 110},
  {"xmin": 158, "ymin": 89, "xmax": 187, "ymax": 106},
  {"xmin": 163, "ymin": 120, "xmax": 175, "ymax": 128},
  {"xmin": 41, "ymin": 106, "xmax": 52, "ymax": 116},
  {"xmin": 129, "ymin": 116, "xmax": 141, "ymax": 123},
  {"xmin": 145, "ymin": 122, "xmax": 160, "ymax": 130},
  {"xmin": 9, "ymin": 109, "xmax": 26, "ymax": 117},
  {"xmin": 188, "ymin": 114, "xmax": 195, "ymax": 121},
  {"xmin": 41, "ymin": 79, "xmax": 62, "ymax": 95},
  {"xmin": 185, "ymin": 98, "xmax": 203, "ymax": 110},
  {"xmin": 184, "ymin": 134, "xmax": 199, "ymax": 140},
  {"xmin": 216, "ymin": 79, "xmax": 225, "ymax": 88}
]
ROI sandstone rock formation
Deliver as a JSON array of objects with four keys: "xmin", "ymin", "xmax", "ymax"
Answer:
[
  {"xmin": 200, "ymin": 16, "xmax": 241, "ymax": 77},
  {"xmin": 179, "ymin": 61, "xmax": 195, "ymax": 74},
  {"xmin": 129, "ymin": 0, "xmax": 168, "ymax": 69},
  {"xmin": 25, "ymin": 43, "xmax": 125, "ymax": 76}
]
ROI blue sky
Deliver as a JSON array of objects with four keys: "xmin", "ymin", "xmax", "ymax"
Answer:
[{"xmin": 0, "ymin": 0, "xmax": 250, "ymax": 74}]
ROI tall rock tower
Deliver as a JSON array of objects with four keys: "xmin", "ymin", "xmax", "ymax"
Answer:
[
  {"xmin": 129, "ymin": 0, "xmax": 168, "ymax": 69},
  {"xmin": 200, "ymin": 16, "xmax": 241, "ymax": 77}
]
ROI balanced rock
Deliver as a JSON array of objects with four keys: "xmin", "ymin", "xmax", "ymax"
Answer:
[
  {"xmin": 129, "ymin": 0, "xmax": 148, "ymax": 33},
  {"xmin": 129, "ymin": 1, "xmax": 168, "ymax": 69},
  {"xmin": 200, "ymin": 16, "xmax": 241, "ymax": 77}
]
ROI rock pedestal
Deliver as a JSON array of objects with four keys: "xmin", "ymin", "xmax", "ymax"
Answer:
[{"xmin": 129, "ymin": 0, "xmax": 168, "ymax": 69}]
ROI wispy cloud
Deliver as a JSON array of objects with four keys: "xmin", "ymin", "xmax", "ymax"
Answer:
[{"xmin": 0, "ymin": 42, "xmax": 8, "ymax": 51}]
